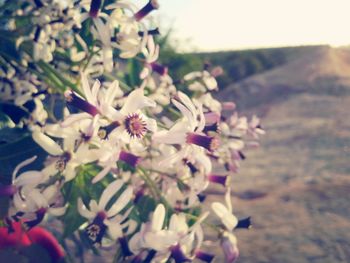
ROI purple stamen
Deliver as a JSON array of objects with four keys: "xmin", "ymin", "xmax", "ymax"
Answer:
[
  {"xmin": 24, "ymin": 208, "xmax": 47, "ymax": 230},
  {"xmin": 65, "ymin": 90, "xmax": 99, "ymax": 116},
  {"xmin": 134, "ymin": 0, "xmax": 159, "ymax": 21},
  {"xmin": 134, "ymin": 188, "xmax": 145, "ymax": 203},
  {"xmin": 186, "ymin": 132, "xmax": 219, "ymax": 151},
  {"xmin": 203, "ymin": 122, "xmax": 220, "ymax": 134},
  {"xmin": 150, "ymin": 62, "xmax": 168, "ymax": 76},
  {"xmin": 119, "ymin": 151, "xmax": 140, "ymax": 167},
  {"xmin": 138, "ymin": 28, "xmax": 160, "ymax": 37},
  {"xmin": 238, "ymin": 151, "xmax": 245, "ymax": 160},
  {"xmin": 89, "ymin": 0, "xmax": 102, "ymax": 18},
  {"xmin": 118, "ymin": 236, "xmax": 133, "ymax": 257},
  {"xmin": 183, "ymin": 159, "xmax": 198, "ymax": 174},
  {"xmin": 195, "ymin": 250, "xmax": 215, "ymax": 262},
  {"xmin": 197, "ymin": 193, "xmax": 206, "ymax": 202},
  {"xmin": 143, "ymin": 250, "xmax": 157, "ymax": 262},
  {"xmin": 236, "ymin": 217, "xmax": 252, "ymax": 229},
  {"xmin": 86, "ymin": 212, "xmax": 107, "ymax": 244},
  {"xmin": 170, "ymin": 244, "xmax": 190, "ymax": 263},
  {"xmin": 207, "ymin": 174, "xmax": 228, "ymax": 186},
  {"xmin": 98, "ymin": 121, "xmax": 121, "ymax": 139}
]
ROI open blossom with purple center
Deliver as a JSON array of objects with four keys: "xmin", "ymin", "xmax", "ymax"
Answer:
[
  {"xmin": 129, "ymin": 204, "xmax": 212, "ymax": 262},
  {"xmin": 0, "ymin": 156, "xmax": 44, "ymax": 200},
  {"xmin": 153, "ymin": 91, "xmax": 219, "ymax": 153},
  {"xmin": 64, "ymin": 74, "xmax": 157, "ymax": 141},
  {"xmin": 16, "ymin": 185, "xmax": 66, "ymax": 230},
  {"xmin": 78, "ymin": 180, "xmax": 134, "ymax": 244},
  {"xmin": 32, "ymin": 131, "xmax": 99, "ymax": 181}
]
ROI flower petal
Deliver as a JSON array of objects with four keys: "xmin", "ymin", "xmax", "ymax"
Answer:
[
  {"xmin": 98, "ymin": 180, "xmax": 124, "ymax": 210},
  {"xmin": 32, "ymin": 132, "xmax": 63, "ymax": 156},
  {"xmin": 106, "ymin": 186, "xmax": 133, "ymax": 217},
  {"xmin": 77, "ymin": 198, "xmax": 95, "ymax": 219}
]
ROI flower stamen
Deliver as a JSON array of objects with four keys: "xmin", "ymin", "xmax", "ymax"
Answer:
[
  {"xmin": 186, "ymin": 132, "xmax": 219, "ymax": 151},
  {"xmin": 124, "ymin": 113, "xmax": 147, "ymax": 138}
]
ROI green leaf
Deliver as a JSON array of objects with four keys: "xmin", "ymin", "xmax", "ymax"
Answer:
[
  {"xmin": 0, "ymin": 103, "xmax": 29, "ymax": 124},
  {"xmin": 125, "ymin": 59, "xmax": 141, "ymax": 88},
  {"xmin": 60, "ymin": 164, "xmax": 107, "ymax": 237},
  {"xmin": 134, "ymin": 195, "xmax": 156, "ymax": 223},
  {"xmin": 0, "ymin": 31, "xmax": 20, "ymax": 61},
  {"xmin": 0, "ymin": 129, "xmax": 47, "ymax": 182}
]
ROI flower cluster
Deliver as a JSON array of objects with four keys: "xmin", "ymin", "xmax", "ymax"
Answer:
[{"xmin": 0, "ymin": 1, "xmax": 264, "ymax": 262}]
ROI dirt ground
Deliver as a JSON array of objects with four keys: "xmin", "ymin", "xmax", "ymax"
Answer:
[{"xmin": 206, "ymin": 93, "xmax": 350, "ymax": 263}]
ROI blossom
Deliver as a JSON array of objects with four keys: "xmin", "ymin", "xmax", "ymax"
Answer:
[
  {"xmin": 129, "ymin": 204, "xmax": 177, "ymax": 254},
  {"xmin": 153, "ymin": 91, "xmax": 219, "ymax": 152},
  {"xmin": 77, "ymin": 180, "xmax": 134, "ymax": 244},
  {"xmin": 0, "ymin": 156, "xmax": 44, "ymax": 200},
  {"xmin": 64, "ymin": 74, "xmax": 157, "ymax": 141},
  {"xmin": 211, "ymin": 188, "xmax": 238, "ymax": 231},
  {"xmin": 221, "ymin": 232, "xmax": 239, "ymax": 263},
  {"xmin": 18, "ymin": 185, "xmax": 66, "ymax": 229},
  {"xmin": 32, "ymin": 131, "xmax": 99, "ymax": 181}
]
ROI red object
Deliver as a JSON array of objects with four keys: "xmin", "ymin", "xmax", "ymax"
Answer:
[{"xmin": 0, "ymin": 222, "xmax": 64, "ymax": 262}]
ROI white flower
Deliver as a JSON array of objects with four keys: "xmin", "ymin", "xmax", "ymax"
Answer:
[
  {"xmin": 221, "ymin": 231, "xmax": 239, "ymax": 263},
  {"xmin": 184, "ymin": 70, "xmax": 218, "ymax": 91},
  {"xmin": 0, "ymin": 156, "xmax": 45, "ymax": 213},
  {"xmin": 211, "ymin": 187, "xmax": 238, "ymax": 231},
  {"xmin": 78, "ymin": 180, "xmax": 134, "ymax": 244},
  {"xmin": 129, "ymin": 204, "xmax": 177, "ymax": 253},
  {"xmin": 32, "ymin": 131, "xmax": 99, "ymax": 181},
  {"xmin": 153, "ymin": 91, "xmax": 219, "ymax": 164},
  {"xmin": 19, "ymin": 185, "xmax": 66, "ymax": 229}
]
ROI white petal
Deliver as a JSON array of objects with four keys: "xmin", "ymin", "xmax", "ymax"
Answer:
[
  {"xmin": 15, "ymin": 171, "xmax": 44, "ymax": 187},
  {"xmin": 32, "ymin": 131, "xmax": 63, "ymax": 156},
  {"xmin": 212, "ymin": 202, "xmax": 237, "ymax": 231},
  {"xmin": 105, "ymin": 220, "xmax": 123, "ymax": 240},
  {"xmin": 12, "ymin": 156, "xmax": 37, "ymax": 181},
  {"xmin": 151, "ymin": 204, "xmax": 165, "ymax": 232},
  {"xmin": 178, "ymin": 92, "xmax": 197, "ymax": 120},
  {"xmin": 61, "ymin": 113, "xmax": 91, "ymax": 127},
  {"xmin": 49, "ymin": 206, "xmax": 66, "ymax": 216},
  {"xmin": 63, "ymin": 163, "xmax": 76, "ymax": 182},
  {"xmin": 106, "ymin": 186, "xmax": 133, "ymax": 217},
  {"xmin": 104, "ymin": 80, "xmax": 120, "ymax": 106},
  {"xmin": 172, "ymin": 99, "xmax": 195, "ymax": 124},
  {"xmin": 28, "ymin": 189, "xmax": 47, "ymax": 208},
  {"xmin": 121, "ymin": 88, "xmax": 156, "ymax": 114},
  {"xmin": 92, "ymin": 166, "xmax": 111, "ymax": 184},
  {"xmin": 144, "ymin": 231, "xmax": 177, "ymax": 251},
  {"xmin": 77, "ymin": 198, "xmax": 95, "ymax": 219},
  {"xmin": 98, "ymin": 180, "xmax": 124, "ymax": 210},
  {"xmin": 80, "ymin": 73, "xmax": 94, "ymax": 102},
  {"xmin": 91, "ymin": 79, "xmax": 101, "ymax": 102}
]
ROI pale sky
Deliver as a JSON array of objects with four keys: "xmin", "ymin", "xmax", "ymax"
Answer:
[{"xmin": 139, "ymin": 0, "xmax": 350, "ymax": 52}]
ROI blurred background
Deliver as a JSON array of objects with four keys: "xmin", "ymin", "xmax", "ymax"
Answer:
[{"xmin": 152, "ymin": 0, "xmax": 350, "ymax": 262}]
